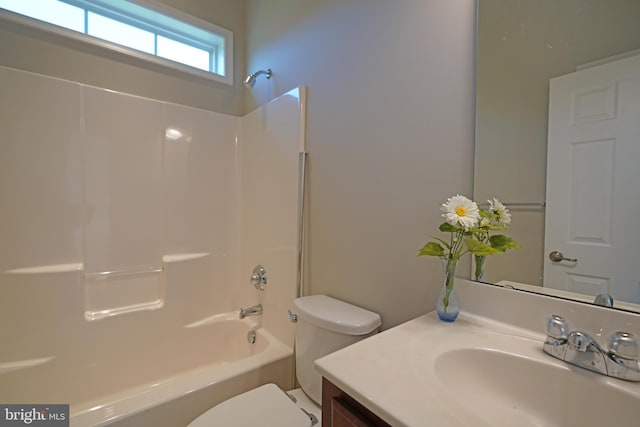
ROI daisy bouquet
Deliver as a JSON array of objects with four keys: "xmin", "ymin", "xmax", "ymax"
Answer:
[
  {"xmin": 418, "ymin": 195, "xmax": 519, "ymax": 314},
  {"xmin": 418, "ymin": 194, "xmax": 492, "ymax": 262}
]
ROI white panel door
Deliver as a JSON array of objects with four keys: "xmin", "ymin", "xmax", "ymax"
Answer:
[{"xmin": 544, "ymin": 54, "xmax": 640, "ymax": 303}]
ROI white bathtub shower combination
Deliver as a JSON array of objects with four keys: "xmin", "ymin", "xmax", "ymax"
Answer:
[
  {"xmin": 79, "ymin": 316, "xmax": 294, "ymax": 426},
  {"xmin": 0, "ymin": 65, "xmax": 306, "ymax": 426},
  {"xmin": 4, "ymin": 313, "xmax": 293, "ymax": 426}
]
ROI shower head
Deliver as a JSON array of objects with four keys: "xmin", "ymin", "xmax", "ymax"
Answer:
[{"xmin": 243, "ymin": 69, "xmax": 272, "ymax": 89}]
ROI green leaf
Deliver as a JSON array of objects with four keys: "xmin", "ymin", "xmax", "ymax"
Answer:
[
  {"xmin": 432, "ymin": 236, "xmax": 452, "ymax": 250},
  {"xmin": 487, "ymin": 224, "xmax": 508, "ymax": 231},
  {"xmin": 438, "ymin": 222, "xmax": 458, "ymax": 233},
  {"xmin": 418, "ymin": 241, "xmax": 445, "ymax": 257},
  {"xmin": 489, "ymin": 235, "xmax": 521, "ymax": 252},
  {"xmin": 479, "ymin": 209, "xmax": 493, "ymax": 219},
  {"xmin": 464, "ymin": 238, "xmax": 499, "ymax": 256}
]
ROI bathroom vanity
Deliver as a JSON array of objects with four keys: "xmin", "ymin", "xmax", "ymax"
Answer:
[
  {"xmin": 321, "ymin": 378, "xmax": 389, "ymax": 427},
  {"xmin": 315, "ymin": 279, "xmax": 640, "ymax": 427}
]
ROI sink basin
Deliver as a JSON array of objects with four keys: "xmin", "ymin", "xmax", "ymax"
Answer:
[
  {"xmin": 317, "ymin": 312, "xmax": 640, "ymax": 426},
  {"xmin": 314, "ymin": 280, "xmax": 640, "ymax": 427},
  {"xmin": 422, "ymin": 327, "xmax": 639, "ymax": 427}
]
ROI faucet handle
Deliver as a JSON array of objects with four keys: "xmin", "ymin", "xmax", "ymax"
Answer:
[
  {"xmin": 546, "ymin": 314, "xmax": 569, "ymax": 340},
  {"xmin": 608, "ymin": 332, "xmax": 639, "ymax": 360},
  {"xmin": 594, "ymin": 293, "xmax": 614, "ymax": 307}
]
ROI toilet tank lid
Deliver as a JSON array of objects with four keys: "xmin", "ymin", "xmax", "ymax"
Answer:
[{"xmin": 293, "ymin": 295, "xmax": 381, "ymax": 335}]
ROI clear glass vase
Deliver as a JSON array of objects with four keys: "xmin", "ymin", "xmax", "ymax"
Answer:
[
  {"xmin": 436, "ymin": 257, "xmax": 460, "ymax": 322},
  {"xmin": 473, "ymin": 254, "xmax": 486, "ymax": 282}
]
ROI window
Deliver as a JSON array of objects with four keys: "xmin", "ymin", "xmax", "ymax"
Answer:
[{"xmin": 0, "ymin": 0, "xmax": 233, "ymax": 84}]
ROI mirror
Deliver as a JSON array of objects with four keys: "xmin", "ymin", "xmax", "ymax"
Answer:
[{"xmin": 474, "ymin": 0, "xmax": 640, "ymax": 312}]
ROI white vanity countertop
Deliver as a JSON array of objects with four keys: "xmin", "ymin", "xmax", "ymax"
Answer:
[
  {"xmin": 313, "ymin": 307, "xmax": 640, "ymax": 427},
  {"xmin": 314, "ymin": 312, "xmax": 536, "ymax": 427}
]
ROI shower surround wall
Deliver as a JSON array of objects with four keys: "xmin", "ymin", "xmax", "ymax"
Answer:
[{"xmin": 0, "ymin": 65, "xmax": 304, "ymax": 419}]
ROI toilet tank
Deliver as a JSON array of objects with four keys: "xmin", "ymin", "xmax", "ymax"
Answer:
[{"xmin": 293, "ymin": 295, "xmax": 382, "ymax": 404}]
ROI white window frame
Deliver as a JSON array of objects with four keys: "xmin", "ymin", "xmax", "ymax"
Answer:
[{"xmin": 0, "ymin": 0, "xmax": 233, "ymax": 85}]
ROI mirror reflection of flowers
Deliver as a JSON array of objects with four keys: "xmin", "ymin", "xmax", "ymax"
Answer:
[{"xmin": 472, "ymin": 198, "xmax": 521, "ymax": 281}]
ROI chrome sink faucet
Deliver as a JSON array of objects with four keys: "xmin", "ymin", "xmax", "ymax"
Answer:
[
  {"xmin": 239, "ymin": 304, "xmax": 263, "ymax": 319},
  {"xmin": 543, "ymin": 315, "xmax": 640, "ymax": 382}
]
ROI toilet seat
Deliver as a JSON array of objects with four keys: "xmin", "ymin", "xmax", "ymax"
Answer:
[{"xmin": 187, "ymin": 383, "xmax": 313, "ymax": 427}]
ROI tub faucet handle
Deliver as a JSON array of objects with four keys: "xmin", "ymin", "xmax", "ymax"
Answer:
[{"xmin": 250, "ymin": 265, "xmax": 267, "ymax": 290}]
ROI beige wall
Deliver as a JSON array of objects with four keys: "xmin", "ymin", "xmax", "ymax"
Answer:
[
  {"xmin": 246, "ymin": 0, "xmax": 476, "ymax": 328},
  {"xmin": 0, "ymin": 0, "xmax": 247, "ymax": 115}
]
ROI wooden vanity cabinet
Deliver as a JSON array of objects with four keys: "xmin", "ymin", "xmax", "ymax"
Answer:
[{"xmin": 322, "ymin": 378, "xmax": 391, "ymax": 427}]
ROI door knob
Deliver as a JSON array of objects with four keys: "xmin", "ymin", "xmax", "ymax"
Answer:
[{"xmin": 549, "ymin": 251, "xmax": 578, "ymax": 263}]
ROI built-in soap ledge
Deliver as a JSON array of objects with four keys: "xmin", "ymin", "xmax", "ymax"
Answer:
[
  {"xmin": 4, "ymin": 255, "xmax": 208, "ymax": 321},
  {"xmin": 84, "ymin": 266, "xmax": 164, "ymax": 280},
  {"xmin": 83, "ymin": 254, "xmax": 210, "ymax": 320},
  {"xmin": 84, "ymin": 266, "xmax": 165, "ymax": 321},
  {"xmin": 84, "ymin": 299, "xmax": 164, "ymax": 321}
]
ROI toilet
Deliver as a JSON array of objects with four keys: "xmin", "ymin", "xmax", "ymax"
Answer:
[{"xmin": 188, "ymin": 295, "xmax": 382, "ymax": 426}]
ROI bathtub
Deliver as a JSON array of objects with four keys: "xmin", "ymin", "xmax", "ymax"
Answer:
[{"xmin": 1, "ymin": 313, "xmax": 294, "ymax": 427}]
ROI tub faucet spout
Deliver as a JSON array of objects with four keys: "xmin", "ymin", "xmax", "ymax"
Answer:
[{"xmin": 240, "ymin": 304, "xmax": 263, "ymax": 319}]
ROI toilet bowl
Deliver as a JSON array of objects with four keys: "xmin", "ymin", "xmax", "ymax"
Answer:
[
  {"xmin": 188, "ymin": 295, "xmax": 381, "ymax": 426},
  {"xmin": 187, "ymin": 383, "xmax": 315, "ymax": 427}
]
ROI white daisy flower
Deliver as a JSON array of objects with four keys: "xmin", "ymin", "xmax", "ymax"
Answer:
[
  {"xmin": 488, "ymin": 198, "xmax": 511, "ymax": 224},
  {"xmin": 441, "ymin": 194, "xmax": 480, "ymax": 230}
]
